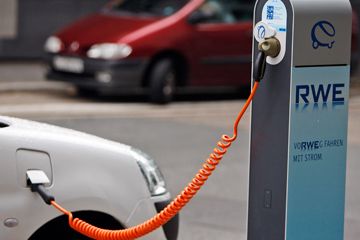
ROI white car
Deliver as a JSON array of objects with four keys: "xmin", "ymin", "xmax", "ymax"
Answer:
[{"xmin": 0, "ymin": 116, "xmax": 178, "ymax": 240}]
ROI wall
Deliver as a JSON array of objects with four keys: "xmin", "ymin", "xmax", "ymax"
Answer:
[
  {"xmin": 0, "ymin": 0, "xmax": 18, "ymax": 39},
  {"xmin": 0, "ymin": 0, "xmax": 107, "ymax": 59}
]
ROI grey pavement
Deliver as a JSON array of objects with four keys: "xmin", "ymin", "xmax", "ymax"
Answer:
[{"xmin": 0, "ymin": 61, "xmax": 70, "ymax": 92}]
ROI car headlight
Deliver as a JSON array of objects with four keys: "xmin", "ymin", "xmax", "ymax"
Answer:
[
  {"xmin": 87, "ymin": 43, "xmax": 132, "ymax": 59},
  {"xmin": 130, "ymin": 148, "xmax": 167, "ymax": 196},
  {"xmin": 44, "ymin": 36, "xmax": 63, "ymax": 53}
]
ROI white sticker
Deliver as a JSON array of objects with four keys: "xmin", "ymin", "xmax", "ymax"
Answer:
[
  {"xmin": 254, "ymin": 21, "xmax": 277, "ymax": 43},
  {"xmin": 262, "ymin": 0, "xmax": 287, "ymax": 33},
  {"xmin": 261, "ymin": 0, "xmax": 288, "ymax": 65}
]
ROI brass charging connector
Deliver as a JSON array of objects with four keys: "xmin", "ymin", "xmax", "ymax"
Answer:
[
  {"xmin": 259, "ymin": 38, "xmax": 281, "ymax": 58},
  {"xmin": 254, "ymin": 37, "xmax": 281, "ymax": 82}
]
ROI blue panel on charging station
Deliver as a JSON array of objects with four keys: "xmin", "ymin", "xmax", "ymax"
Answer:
[{"xmin": 286, "ymin": 66, "xmax": 349, "ymax": 240}]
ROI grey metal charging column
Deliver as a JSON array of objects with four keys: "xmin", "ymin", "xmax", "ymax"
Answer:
[{"xmin": 248, "ymin": 1, "xmax": 352, "ymax": 240}]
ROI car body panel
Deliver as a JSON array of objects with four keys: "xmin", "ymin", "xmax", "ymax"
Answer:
[
  {"xmin": 187, "ymin": 22, "xmax": 253, "ymax": 86},
  {"xmin": 57, "ymin": 13, "xmax": 160, "ymax": 55},
  {"xmin": 0, "ymin": 116, "xmax": 168, "ymax": 239},
  {"xmin": 46, "ymin": 55, "xmax": 149, "ymax": 92}
]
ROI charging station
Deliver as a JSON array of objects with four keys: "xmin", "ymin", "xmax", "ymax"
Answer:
[
  {"xmin": 0, "ymin": 1, "xmax": 354, "ymax": 239},
  {"xmin": 248, "ymin": 0, "xmax": 352, "ymax": 239}
]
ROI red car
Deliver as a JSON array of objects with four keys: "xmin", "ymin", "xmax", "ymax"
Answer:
[
  {"xmin": 45, "ymin": 0, "xmax": 254, "ymax": 103},
  {"xmin": 44, "ymin": 0, "xmax": 358, "ymax": 103}
]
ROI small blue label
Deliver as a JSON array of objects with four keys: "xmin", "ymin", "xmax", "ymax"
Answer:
[
  {"xmin": 257, "ymin": 25, "xmax": 266, "ymax": 40},
  {"xmin": 267, "ymin": 6, "xmax": 274, "ymax": 20}
]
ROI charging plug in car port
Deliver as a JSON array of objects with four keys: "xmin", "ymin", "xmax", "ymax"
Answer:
[{"xmin": 26, "ymin": 170, "xmax": 54, "ymax": 205}]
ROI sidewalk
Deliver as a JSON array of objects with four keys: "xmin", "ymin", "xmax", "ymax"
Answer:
[
  {"xmin": 1, "ymin": 61, "xmax": 360, "ymax": 94},
  {"xmin": 0, "ymin": 61, "xmax": 69, "ymax": 92}
]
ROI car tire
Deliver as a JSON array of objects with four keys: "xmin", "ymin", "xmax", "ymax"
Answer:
[
  {"xmin": 149, "ymin": 59, "xmax": 177, "ymax": 104},
  {"xmin": 351, "ymin": 58, "xmax": 359, "ymax": 76},
  {"xmin": 29, "ymin": 211, "xmax": 123, "ymax": 240},
  {"xmin": 76, "ymin": 87, "xmax": 98, "ymax": 97}
]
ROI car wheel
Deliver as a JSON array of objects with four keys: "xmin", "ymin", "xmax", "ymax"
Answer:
[
  {"xmin": 149, "ymin": 59, "xmax": 177, "ymax": 104},
  {"xmin": 351, "ymin": 58, "xmax": 359, "ymax": 76},
  {"xmin": 29, "ymin": 211, "xmax": 123, "ymax": 240}
]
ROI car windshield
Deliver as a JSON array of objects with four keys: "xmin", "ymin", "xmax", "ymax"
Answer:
[{"xmin": 107, "ymin": 0, "xmax": 190, "ymax": 17}]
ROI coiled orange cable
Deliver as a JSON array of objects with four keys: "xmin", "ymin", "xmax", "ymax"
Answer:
[{"xmin": 51, "ymin": 82, "xmax": 260, "ymax": 240}]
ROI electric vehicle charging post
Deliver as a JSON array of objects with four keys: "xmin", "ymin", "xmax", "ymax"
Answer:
[{"xmin": 248, "ymin": 1, "xmax": 352, "ymax": 240}]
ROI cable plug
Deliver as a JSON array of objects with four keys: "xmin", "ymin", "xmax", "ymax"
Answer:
[
  {"xmin": 27, "ymin": 170, "xmax": 54, "ymax": 205},
  {"xmin": 253, "ymin": 37, "xmax": 281, "ymax": 82}
]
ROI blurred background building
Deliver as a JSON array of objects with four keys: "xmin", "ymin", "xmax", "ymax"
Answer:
[
  {"xmin": 0, "ymin": 0, "xmax": 107, "ymax": 59},
  {"xmin": 0, "ymin": 0, "xmax": 359, "ymax": 59}
]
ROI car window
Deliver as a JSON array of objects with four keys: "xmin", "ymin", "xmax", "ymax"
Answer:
[
  {"xmin": 193, "ymin": 0, "xmax": 253, "ymax": 24},
  {"xmin": 107, "ymin": 0, "xmax": 189, "ymax": 17}
]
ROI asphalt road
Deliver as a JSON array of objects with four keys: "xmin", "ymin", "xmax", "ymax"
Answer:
[{"xmin": 0, "ymin": 62, "xmax": 360, "ymax": 239}]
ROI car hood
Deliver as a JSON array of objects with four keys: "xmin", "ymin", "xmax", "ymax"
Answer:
[{"xmin": 57, "ymin": 13, "xmax": 159, "ymax": 52}]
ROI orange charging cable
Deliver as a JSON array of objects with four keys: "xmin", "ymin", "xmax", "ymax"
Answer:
[{"xmin": 51, "ymin": 82, "xmax": 260, "ymax": 240}]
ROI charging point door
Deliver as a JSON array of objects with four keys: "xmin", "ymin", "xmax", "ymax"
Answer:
[{"xmin": 248, "ymin": 1, "xmax": 352, "ymax": 240}]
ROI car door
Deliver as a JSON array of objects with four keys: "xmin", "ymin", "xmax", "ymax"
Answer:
[{"xmin": 188, "ymin": 0, "xmax": 254, "ymax": 87}]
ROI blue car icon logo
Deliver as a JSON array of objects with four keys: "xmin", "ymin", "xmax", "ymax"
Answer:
[
  {"xmin": 258, "ymin": 25, "xmax": 266, "ymax": 40},
  {"xmin": 311, "ymin": 21, "xmax": 336, "ymax": 49}
]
